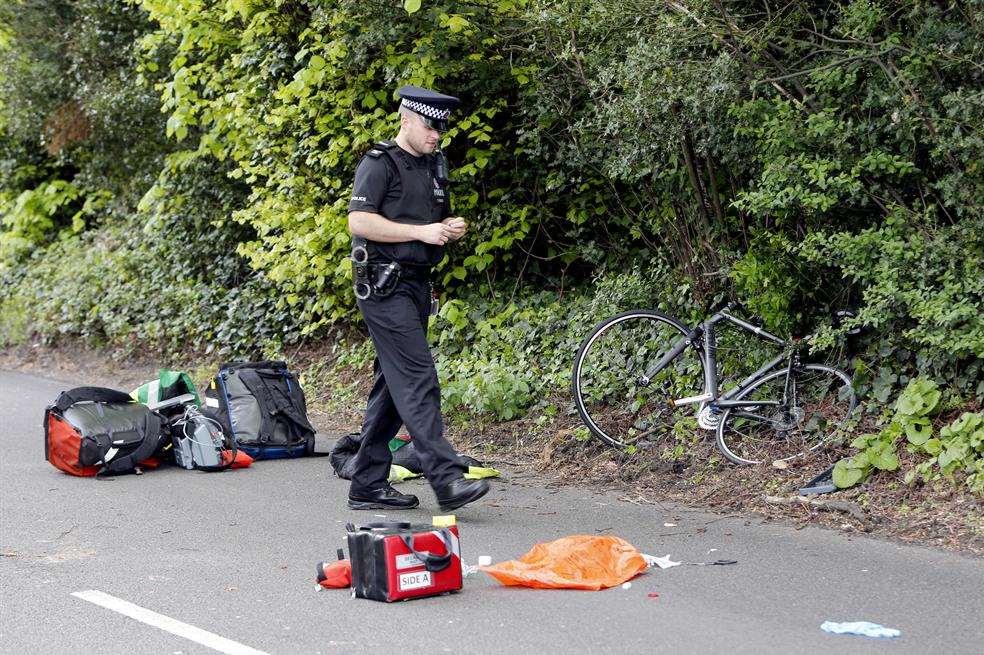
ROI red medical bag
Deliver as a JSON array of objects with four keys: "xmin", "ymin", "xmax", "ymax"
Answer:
[{"xmin": 347, "ymin": 522, "xmax": 462, "ymax": 602}]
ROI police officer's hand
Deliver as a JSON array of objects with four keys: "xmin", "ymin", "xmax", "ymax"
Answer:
[
  {"xmin": 416, "ymin": 222, "xmax": 453, "ymax": 245},
  {"xmin": 442, "ymin": 217, "xmax": 467, "ymax": 241}
]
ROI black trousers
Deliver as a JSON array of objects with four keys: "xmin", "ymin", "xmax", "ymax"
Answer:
[{"xmin": 350, "ymin": 276, "xmax": 464, "ymax": 493}]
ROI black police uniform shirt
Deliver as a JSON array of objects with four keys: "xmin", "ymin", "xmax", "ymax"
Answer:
[{"xmin": 348, "ymin": 145, "xmax": 451, "ymax": 267}]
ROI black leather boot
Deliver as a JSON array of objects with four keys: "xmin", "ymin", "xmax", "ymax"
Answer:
[
  {"xmin": 434, "ymin": 478, "xmax": 490, "ymax": 511},
  {"xmin": 348, "ymin": 485, "xmax": 419, "ymax": 510}
]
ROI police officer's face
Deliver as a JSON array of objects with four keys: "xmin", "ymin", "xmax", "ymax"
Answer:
[{"xmin": 403, "ymin": 112, "xmax": 440, "ymax": 154}]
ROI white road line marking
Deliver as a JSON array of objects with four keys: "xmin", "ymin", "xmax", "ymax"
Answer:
[{"xmin": 72, "ymin": 590, "xmax": 268, "ymax": 655}]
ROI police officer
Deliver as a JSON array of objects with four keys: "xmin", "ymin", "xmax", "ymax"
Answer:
[{"xmin": 346, "ymin": 85, "xmax": 491, "ymax": 512}]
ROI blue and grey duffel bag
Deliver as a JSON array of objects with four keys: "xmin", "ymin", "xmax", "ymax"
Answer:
[{"xmin": 203, "ymin": 361, "xmax": 316, "ymax": 460}]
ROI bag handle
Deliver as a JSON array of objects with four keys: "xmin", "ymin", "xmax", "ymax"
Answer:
[
  {"xmin": 400, "ymin": 529, "xmax": 454, "ymax": 573},
  {"xmin": 54, "ymin": 386, "xmax": 134, "ymax": 412},
  {"xmin": 220, "ymin": 360, "xmax": 287, "ymax": 372},
  {"xmin": 360, "ymin": 521, "xmax": 412, "ymax": 530},
  {"xmin": 353, "ymin": 522, "xmax": 454, "ymax": 572}
]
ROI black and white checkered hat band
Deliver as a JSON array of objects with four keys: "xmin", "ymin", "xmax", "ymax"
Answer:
[{"xmin": 401, "ymin": 98, "xmax": 451, "ymax": 120}]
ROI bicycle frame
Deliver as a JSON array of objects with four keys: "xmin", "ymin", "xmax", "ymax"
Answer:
[{"xmin": 642, "ymin": 305, "xmax": 798, "ymax": 412}]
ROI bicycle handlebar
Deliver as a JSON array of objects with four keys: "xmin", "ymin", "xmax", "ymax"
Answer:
[
  {"xmin": 718, "ymin": 307, "xmax": 787, "ymax": 346},
  {"xmin": 706, "ymin": 298, "xmax": 743, "ymax": 316}
]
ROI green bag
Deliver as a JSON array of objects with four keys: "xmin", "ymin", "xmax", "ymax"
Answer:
[{"xmin": 131, "ymin": 369, "xmax": 201, "ymax": 410}]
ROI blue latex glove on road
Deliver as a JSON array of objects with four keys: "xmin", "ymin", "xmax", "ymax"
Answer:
[{"xmin": 820, "ymin": 621, "xmax": 901, "ymax": 638}]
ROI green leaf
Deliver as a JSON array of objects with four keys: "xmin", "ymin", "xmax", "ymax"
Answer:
[
  {"xmin": 845, "ymin": 450, "xmax": 870, "ymax": 468},
  {"xmin": 896, "ymin": 395, "xmax": 922, "ymax": 416},
  {"xmin": 904, "ymin": 418, "xmax": 932, "ymax": 445},
  {"xmin": 895, "ymin": 378, "xmax": 941, "ymax": 417},
  {"xmin": 404, "ymin": 0, "xmax": 421, "ymax": 14},
  {"xmin": 165, "ymin": 114, "xmax": 182, "ymax": 137},
  {"xmin": 870, "ymin": 448, "xmax": 899, "ymax": 471},
  {"xmin": 941, "ymin": 412, "xmax": 983, "ymax": 438},
  {"xmin": 446, "ymin": 15, "xmax": 470, "ymax": 33},
  {"xmin": 833, "ymin": 459, "xmax": 867, "ymax": 488},
  {"xmin": 850, "ymin": 434, "xmax": 871, "ymax": 449}
]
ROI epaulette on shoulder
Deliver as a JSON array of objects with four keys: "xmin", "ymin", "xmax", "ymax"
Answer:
[{"xmin": 365, "ymin": 140, "xmax": 396, "ymax": 159}]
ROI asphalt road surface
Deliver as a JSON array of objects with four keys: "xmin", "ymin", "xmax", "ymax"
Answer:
[{"xmin": 2, "ymin": 368, "xmax": 982, "ymax": 654}]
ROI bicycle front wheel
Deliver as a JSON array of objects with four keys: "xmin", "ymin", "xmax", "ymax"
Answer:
[
  {"xmin": 716, "ymin": 364, "xmax": 856, "ymax": 465},
  {"xmin": 572, "ymin": 310, "xmax": 705, "ymax": 448}
]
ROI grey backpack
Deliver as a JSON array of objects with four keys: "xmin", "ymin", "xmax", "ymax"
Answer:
[
  {"xmin": 202, "ymin": 361, "xmax": 315, "ymax": 460},
  {"xmin": 44, "ymin": 387, "xmax": 168, "ymax": 477}
]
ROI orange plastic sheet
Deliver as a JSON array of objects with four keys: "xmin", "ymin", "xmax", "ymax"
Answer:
[{"xmin": 480, "ymin": 535, "xmax": 648, "ymax": 590}]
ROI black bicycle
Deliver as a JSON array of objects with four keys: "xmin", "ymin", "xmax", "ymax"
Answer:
[{"xmin": 571, "ymin": 301, "xmax": 857, "ymax": 465}]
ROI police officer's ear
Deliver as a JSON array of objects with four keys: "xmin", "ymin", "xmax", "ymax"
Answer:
[{"xmin": 397, "ymin": 107, "xmax": 413, "ymax": 131}]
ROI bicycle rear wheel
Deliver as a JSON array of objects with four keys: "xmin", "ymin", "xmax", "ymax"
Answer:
[
  {"xmin": 572, "ymin": 310, "xmax": 705, "ymax": 448},
  {"xmin": 716, "ymin": 364, "xmax": 856, "ymax": 465}
]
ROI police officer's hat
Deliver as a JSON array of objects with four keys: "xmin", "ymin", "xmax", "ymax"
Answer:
[{"xmin": 398, "ymin": 85, "xmax": 459, "ymax": 132}]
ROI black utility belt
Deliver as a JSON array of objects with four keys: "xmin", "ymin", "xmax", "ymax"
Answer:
[
  {"xmin": 352, "ymin": 259, "xmax": 431, "ymax": 300},
  {"xmin": 378, "ymin": 262, "xmax": 431, "ymax": 280}
]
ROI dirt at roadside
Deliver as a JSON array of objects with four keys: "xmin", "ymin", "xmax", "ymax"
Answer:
[
  {"xmin": 5, "ymin": 340, "xmax": 982, "ymax": 557},
  {"xmin": 446, "ymin": 408, "xmax": 984, "ymax": 557},
  {"xmin": 1, "ymin": 342, "xmax": 164, "ymax": 392}
]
